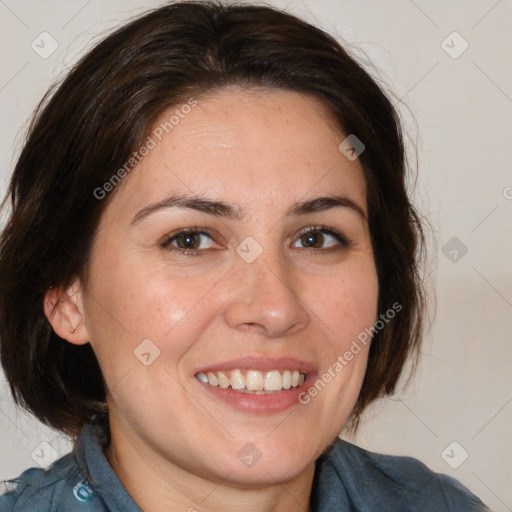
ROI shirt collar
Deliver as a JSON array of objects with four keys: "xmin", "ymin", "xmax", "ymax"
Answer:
[{"xmin": 74, "ymin": 422, "xmax": 142, "ymax": 511}]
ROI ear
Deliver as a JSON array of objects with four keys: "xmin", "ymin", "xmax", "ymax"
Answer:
[{"xmin": 43, "ymin": 277, "xmax": 90, "ymax": 345}]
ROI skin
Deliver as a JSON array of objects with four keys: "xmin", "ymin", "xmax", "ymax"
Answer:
[{"xmin": 45, "ymin": 88, "xmax": 379, "ymax": 511}]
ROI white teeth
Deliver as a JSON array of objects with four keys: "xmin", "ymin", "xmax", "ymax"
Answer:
[
  {"xmin": 197, "ymin": 372, "xmax": 208, "ymax": 384},
  {"xmin": 282, "ymin": 370, "xmax": 292, "ymax": 389},
  {"xmin": 246, "ymin": 370, "xmax": 264, "ymax": 391},
  {"xmin": 207, "ymin": 372, "xmax": 219, "ymax": 386},
  {"xmin": 230, "ymin": 370, "xmax": 245, "ymax": 390},
  {"xmin": 264, "ymin": 370, "xmax": 282, "ymax": 391},
  {"xmin": 218, "ymin": 371, "xmax": 230, "ymax": 388},
  {"xmin": 196, "ymin": 369, "xmax": 307, "ymax": 393}
]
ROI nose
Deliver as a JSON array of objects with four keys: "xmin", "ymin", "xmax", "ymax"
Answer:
[{"xmin": 222, "ymin": 248, "xmax": 310, "ymax": 338}]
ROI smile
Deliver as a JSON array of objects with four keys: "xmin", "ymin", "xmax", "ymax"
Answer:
[{"xmin": 195, "ymin": 369, "xmax": 307, "ymax": 393}]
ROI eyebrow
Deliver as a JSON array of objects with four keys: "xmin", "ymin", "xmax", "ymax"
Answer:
[{"xmin": 130, "ymin": 193, "xmax": 367, "ymax": 225}]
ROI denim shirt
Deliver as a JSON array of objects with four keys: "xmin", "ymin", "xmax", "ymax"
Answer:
[{"xmin": 0, "ymin": 422, "xmax": 490, "ymax": 511}]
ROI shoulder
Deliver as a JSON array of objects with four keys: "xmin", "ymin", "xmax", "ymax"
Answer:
[
  {"xmin": 314, "ymin": 438, "xmax": 491, "ymax": 512},
  {"xmin": 0, "ymin": 452, "xmax": 98, "ymax": 511}
]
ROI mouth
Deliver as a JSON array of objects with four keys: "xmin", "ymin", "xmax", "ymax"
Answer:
[
  {"xmin": 195, "ymin": 369, "xmax": 307, "ymax": 394},
  {"xmin": 193, "ymin": 356, "xmax": 315, "ymax": 414}
]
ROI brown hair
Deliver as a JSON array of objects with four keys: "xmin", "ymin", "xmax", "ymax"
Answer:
[{"xmin": 0, "ymin": 0, "xmax": 427, "ymax": 436}]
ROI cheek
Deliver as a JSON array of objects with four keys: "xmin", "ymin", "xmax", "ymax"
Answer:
[
  {"xmin": 83, "ymin": 259, "xmax": 217, "ymax": 414},
  {"xmin": 85, "ymin": 250, "xmax": 225, "ymax": 366},
  {"xmin": 310, "ymin": 262, "xmax": 379, "ymax": 349},
  {"xmin": 293, "ymin": 264, "xmax": 377, "ymax": 437}
]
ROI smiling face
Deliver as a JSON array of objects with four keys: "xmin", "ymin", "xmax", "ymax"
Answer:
[{"xmin": 67, "ymin": 88, "xmax": 378, "ymax": 487}]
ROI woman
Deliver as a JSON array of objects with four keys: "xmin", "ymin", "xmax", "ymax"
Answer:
[{"xmin": 0, "ymin": 1, "xmax": 490, "ymax": 510}]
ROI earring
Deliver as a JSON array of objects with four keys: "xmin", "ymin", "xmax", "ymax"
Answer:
[{"xmin": 70, "ymin": 328, "xmax": 75, "ymax": 333}]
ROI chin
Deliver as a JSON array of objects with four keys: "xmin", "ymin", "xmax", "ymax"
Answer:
[{"xmin": 200, "ymin": 436, "xmax": 320, "ymax": 487}]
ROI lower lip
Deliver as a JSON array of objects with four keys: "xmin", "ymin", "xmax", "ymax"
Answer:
[{"xmin": 197, "ymin": 374, "xmax": 316, "ymax": 414}]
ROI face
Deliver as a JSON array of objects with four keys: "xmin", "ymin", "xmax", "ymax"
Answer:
[{"xmin": 71, "ymin": 89, "xmax": 378, "ymax": 486}]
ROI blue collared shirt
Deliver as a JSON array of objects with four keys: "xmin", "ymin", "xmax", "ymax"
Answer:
[{"xmin": 0, "ymin": 422, "xmax": 490, "ymax": 511}]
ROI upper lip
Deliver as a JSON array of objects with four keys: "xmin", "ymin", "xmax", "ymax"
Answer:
[{"xmin": 194, "ymin": 355, "xmax": 316, "ymax": 375}]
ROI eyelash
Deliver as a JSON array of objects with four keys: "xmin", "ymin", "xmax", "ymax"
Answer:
[{"xmin": 160, "ymin": 225, "xmax": 352, "ymax": 256}]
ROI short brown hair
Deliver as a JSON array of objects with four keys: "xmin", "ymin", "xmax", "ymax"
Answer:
[{"xmin": 0, "ymin": 0, "xmax": 427, "ymax": 436}]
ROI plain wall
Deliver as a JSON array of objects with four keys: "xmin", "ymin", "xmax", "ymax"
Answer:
[{"xmin": 0, "ymin": 1, "xmax": 511, "ymax": 510}]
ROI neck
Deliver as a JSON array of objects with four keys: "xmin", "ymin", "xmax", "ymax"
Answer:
[{"xmin": 105, "ymin": 423, "xmax": 315, "ymax": 512}]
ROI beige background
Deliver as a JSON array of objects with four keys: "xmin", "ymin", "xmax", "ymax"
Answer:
[{"xmin": 0, "ymin": 1, "xmax": 511, "ymax": 510}]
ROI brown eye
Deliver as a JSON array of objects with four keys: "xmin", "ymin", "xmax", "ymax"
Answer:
[
  {"xmin": 175, "ymin": 232, "xmax": 202, "ymax": 250},
  {"xmin": 293, "ymin": 227, "xmax": 349, "ymax": 251},
  {"xmin": 299, "ymin": 231, "xmax": 326, "ymax": 248},
  {"xmin": 161, "ymin": 228, "xmax": 217, "ymax": 254}
]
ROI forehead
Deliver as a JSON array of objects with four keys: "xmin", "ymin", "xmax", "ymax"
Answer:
[{"xmin": 104, "ymin": 88, "xmax": 367, "ymax": 224}]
